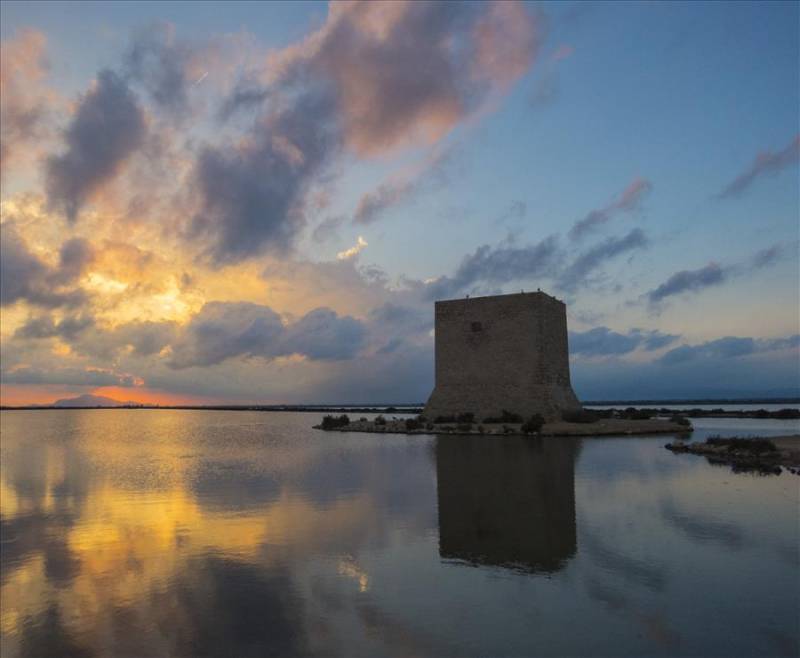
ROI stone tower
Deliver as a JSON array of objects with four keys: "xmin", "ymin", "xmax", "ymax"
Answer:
[{"xmin": 423, "ymin": 291, "xmax": 581, "ymax": 421}]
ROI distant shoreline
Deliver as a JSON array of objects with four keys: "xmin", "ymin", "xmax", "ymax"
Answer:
[{"xmin": 1, "ymin": 398, "xmax": 799, "ymax": 416}]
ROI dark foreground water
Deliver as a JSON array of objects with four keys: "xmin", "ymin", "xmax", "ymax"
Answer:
[{"xmin": 1, "ymin": 411, "xmax": 798, "ymax": 658}]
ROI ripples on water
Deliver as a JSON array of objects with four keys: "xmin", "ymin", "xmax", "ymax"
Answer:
[{"xmin": 1, "ymin": 410, "xmax": 798, "ymax": 657}]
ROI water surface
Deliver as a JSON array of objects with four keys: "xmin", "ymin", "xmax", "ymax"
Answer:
[{"xmin": 1, "ymin": 410, "xmax": 798, "ymax": 657}]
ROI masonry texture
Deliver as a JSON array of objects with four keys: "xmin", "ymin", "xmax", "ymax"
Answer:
[{"xmin": 423, "ymin": 291, "xmax": 581, "ymax": 421}]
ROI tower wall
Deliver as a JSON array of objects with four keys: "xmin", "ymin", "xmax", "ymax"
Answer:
[{"xmin": 423, "ymin": 292, "xmax": 581, "ymax": 421}]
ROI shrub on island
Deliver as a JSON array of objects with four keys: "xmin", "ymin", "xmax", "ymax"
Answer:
[
  {"xmin": 321, "ymin": 414, "xmax": 350, "ymax": 430},
  {"xmin": 561, "ymin": 409, "xmax": 598, "ymax": 424},
  {"xmin": 405, "ymin": 418, "xmax": 421, "ymax": 431},
  {"xmin": 521, "ymin": 414, "xmax": 545, "ymax": 434},
  {"xmin": 483, "ymin": 410, "xmax": 523, "ymax": 424},
  {"xmin": 374, "ymin": 415, "xmax": 387, "ymax": 426},
  {"xmin": 669, "ymin": 414, "xmax": 691, "ymax": 427}
]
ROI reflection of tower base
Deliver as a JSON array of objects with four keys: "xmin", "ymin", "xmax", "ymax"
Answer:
[{"xmin": 436, "ymin": 435, "xmax": 578, "ymax": 573}]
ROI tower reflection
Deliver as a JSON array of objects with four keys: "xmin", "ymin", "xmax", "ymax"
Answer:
[{"xmin": 435, "ymin": 435, "xmax": 580, "ymax": 573}]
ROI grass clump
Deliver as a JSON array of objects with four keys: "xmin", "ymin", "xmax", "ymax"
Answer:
[
  {"xmin": 521, "ymin": 414, "xmax": 545, "ymax": 434},
  {"xmin": 405, "ymin": 418, "xmax": 421, "ymax": 431},
  {"xmin": 374, "ymin": 415, "xmax": 387, "ymax": 426}
]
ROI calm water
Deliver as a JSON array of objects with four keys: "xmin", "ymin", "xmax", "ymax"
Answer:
[{"xmin": 1, "ymin": 410, "xmax": 798, "ymax": 658}]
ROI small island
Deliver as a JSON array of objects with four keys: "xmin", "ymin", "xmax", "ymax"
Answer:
[
  {"xmin": 665, "ymin": 435, "xmax": 800, "ymax": 475},
  {"xmin": 315, "ymin": 409, "xmax": 691, "ymax": 437}
]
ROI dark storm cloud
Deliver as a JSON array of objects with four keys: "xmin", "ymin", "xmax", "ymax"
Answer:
[
  {"xmin": 425, "ymin": 236, "xmax": 560, "ymax": 300},
  {"xmin": 168, "ymin": 301, "xmax": 366, "ymax": 369},
  {"xmin": 717, "ymin": 134, "xmax": 799, "ymax": 199},
  {"xmin": 0, "ymin": 224, "xmax": 86, "ymax": 308},
  {"xmin": 124, "ymin": 22, "xmax": 192, "ymax": 116},
  {"xmin": 569, "ymin": 327, "xmax": 679, "ymax": 357},
  {"xmin": 647, "ymin": 262, "xmax": 725, "ymax": 304},
  {"xmin": 189, "ymin": 90, "xmax": 339, "ymax": 265},
  {"xmin": 569, "ymin": 179, "xmax": 652, "ymax": 240},
  {"xmin": 557, "ymin": 228, "xmax": 647, "ymax": 292},
  {"xmin": 45, "ymin": 70, "xmax": 146, "ymax": 222}
]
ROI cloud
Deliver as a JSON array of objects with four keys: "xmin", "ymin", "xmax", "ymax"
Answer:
[
  {"xmin": 192, "ymin": 1, "xmax": 539, "ymax": 263},
  {"xmin": 54, "ymin": 238, "xmax": 95, "ymax": 283},
  {"xmin": 337, "ymin": 236, "xmax": 368, "ymax": 260},
  {"xmin": 646, "ymin": 242, "xmax": 790, "ymax": 307},
  {"xmin": 217, "ymin": 79, "xmax": 270, "ymax": 121},
  {"xmin": 1, "ymin": 366, "xmax": 141, "ymax": 387},
  {"xmin": 572, "ymin": 333, "xmax": 800, "ymax": 400},
  {"xmin": 353, "ymin": 179, "xmax": 415, "ymax": 225},
  {"xmin": 570, "ymin": 327, "xmax": 679, "ymax": 357},
  {"xmin": 353, "ymin": 145, "xmax": 452, "ymax": 225},
  {"xmin": 268, "ymin": 1, "xmax": 539, "ymax": 156},
  {"xmin": 557, "ymin": 228, "xmax": 647, "ymax": 292},
  {"xmin": 124, "ymin": 22, "xmax": 194, "ymax": 116},
  {"xmin": 658, "ymin": 335, "xmax": 799, "ymax": 365},
  {"xmin": 0, "ymin": 224, "xmax": 87, "ymax": 308},
  {"xmin": 45, "ymin": 70, "xmax": 146, "ymax": 222},
  {"xmin": 189, "ymin": 89, "xmax": 339, "ymax": 265},
  {"xmin": 750, "ymin": 243, "xmax": 786, "ymax": 270},
  {"xmin": 0, "ymin": 29, "xmax": 54, "ymax": 176},
  {"xmin": 717, "ymin": 134, "xmax": 800, "ymax": 199},
  {"xmin": 647, "ymin": 262, "xmax": 725, "ymax": 304},
  {"xmin": 311, "ymin": 215, "xmax": 345, "ymax": 243},
  {"xmin": 494, "ymin": 200, "xmax": 527, "ymax": 225},
  {"xmin": 168, "ymin": 301, "xmax": 366, "ymax": 368},
  {"xmin": 569, "ymin": 178, "xmax": 652, "ymax": 240},
  {"xmin": 15, "ymin": 313, "xmax": 94, "ymax": 341},
  {"xmin": 425, "ymin": 235, "xmax": 560, "ymax": 299},
  {"xmin": 281, "ymin": 307, "xmax": 366, "ymax": 360}
]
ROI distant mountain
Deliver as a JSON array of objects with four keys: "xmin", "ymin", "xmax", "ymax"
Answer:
[{"xmin": 52, "ymin": 394, "xmax": 138, "ymax": 407}]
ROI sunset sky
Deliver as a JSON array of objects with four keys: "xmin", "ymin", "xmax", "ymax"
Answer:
[{"xmin": 1, "ymin": 0, "xmax": 798, "ymax": 405}]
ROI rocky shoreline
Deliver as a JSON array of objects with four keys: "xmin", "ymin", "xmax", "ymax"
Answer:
[
  {"xmin": 665, "ymin": 435, "xmax": 800, "ymax": 475},
  {"xmin": 314, "ymin": 416, "xmax": 691, "ymax": 437}
]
